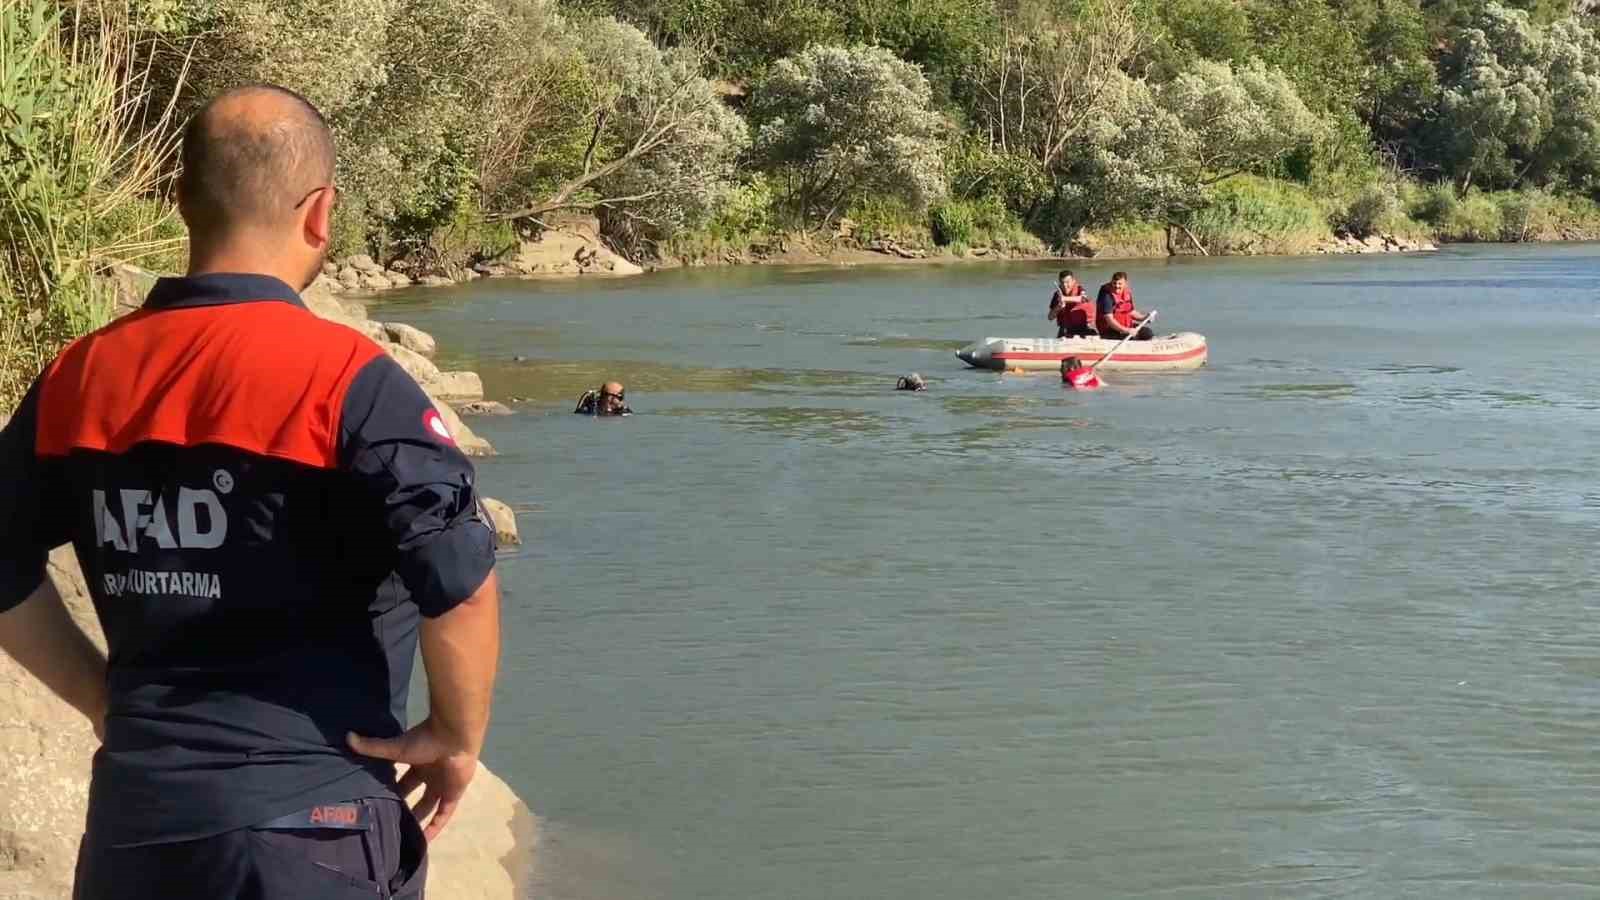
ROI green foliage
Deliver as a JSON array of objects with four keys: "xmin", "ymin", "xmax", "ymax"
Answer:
[
  {"xmin": 929, "ymin": 199, "xmax": 976, "ymax": 245},
  {"xmin": 749, "ymin": 44, "xmax": 948, "ymax": 228},
  {"xmin": 1433, "ymin": 4, "xmax": 1600, "ymax": 193},
  {"xmin": 1184, "ymin": 175, "xmax": 1327, "ymax": 254},
  {"xmin": 175, "ymin": 0, "xmax": 396, "ymax": 117},
  {"xmin": 1332, "ymin": 181, "xmax": 1404, "ymax": 237},
  {"xmin": 1431, "ymin": 191, "xmax": 1504, "ymax": 242},
  {"xmin": 1, "ymin": 1, "xmax": 182, "ymax": 410},
  {"xmin": 1160, "ymin": 59, "xmax": 1325, "ymax": 180},
  {"xmin": 698, "ymin": 178, "xmax": 780, "ymax": 242},
  {"xmin": 836, "ymin": 0, "xmax": 994, "ymax": 107},
  {"xmin": 845, "ymin": 196, "xmax": 928, "ymax": 244},
  {"xmin": 1145, "ymin": 0, "xmax": 1251, "ymax": 75},
  {"xmin": 1359, "ymin": 0, "xmax": 1438, "ymax": 149},
  {"xmin": 1248, "ymin": 0, "xmax": 1365, "ymax": 114}
]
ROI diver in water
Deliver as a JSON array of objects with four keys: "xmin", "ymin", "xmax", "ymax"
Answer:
[{"xmin": 575, "ymin": 381, "xmax": 632, "ymax": 416}]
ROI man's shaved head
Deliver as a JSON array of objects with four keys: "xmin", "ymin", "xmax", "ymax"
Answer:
[{"xmin": 178, "ymin": 83, "xmax": 334, "ymax": 237}]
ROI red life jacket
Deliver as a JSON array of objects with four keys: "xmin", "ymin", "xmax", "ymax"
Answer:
[
  {"xmin": 1065, "ymin": 299, "xmax": 1094, "ymax": 333},
  {"xmin": 1103, "ymin": 285, "xmax": 1135, "ymax": 328},
  {"xmin": 1051, "ymin": 286, "xmax": 1091, "ymax": 335},
  {"xmin": 1063, "ymin": 367, "xmax": 1103, "ymax": 390}
]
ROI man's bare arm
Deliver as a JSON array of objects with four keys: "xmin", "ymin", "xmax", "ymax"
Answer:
[
  {"xmin": 419, "ymin": 569, "xmax": 501, "ymax": 758},
  {"xmin": 349, "ymin": 570, "xmax": 500, "ymax": 840},
  {"xmin": 0, "ymin": 575, "xmax": 107, "ymax": 737}
]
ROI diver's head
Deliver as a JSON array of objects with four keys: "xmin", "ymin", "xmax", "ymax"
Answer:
[{"xmin": 598, "ymin": 381, "xmax": 627, "ymax": 415}]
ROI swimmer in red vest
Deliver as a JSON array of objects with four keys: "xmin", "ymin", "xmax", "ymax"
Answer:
[
  {"xmin": 1095, "ymin": 271, "xmax": 1152, "ymax": 341},
  {"xmin": 1047, "ymin": 269, "xmax": 1097, "ymax": 338},
  {"xmin": 1060, "ymin": 356, "xmax": 1103, "ymax": 390}
]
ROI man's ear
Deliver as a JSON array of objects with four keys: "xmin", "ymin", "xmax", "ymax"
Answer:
[{"xmin": 302, "ymin": 186, "xmax": 336, "ymax": 250}]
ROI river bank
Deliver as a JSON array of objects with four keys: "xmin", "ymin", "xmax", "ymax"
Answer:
[{"xmin": 320, "ymin": 216, "xmax": 1448, "ymax": 303}]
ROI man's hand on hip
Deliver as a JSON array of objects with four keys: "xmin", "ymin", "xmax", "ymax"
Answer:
[{"xmin": 348, "ymin": 718, "xmax": 479, "ymax": 842}]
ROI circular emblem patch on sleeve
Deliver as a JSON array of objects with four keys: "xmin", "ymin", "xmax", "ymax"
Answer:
[{"xmin": 423, "ymin": 409, "xmax": 456, "ymax": 445}]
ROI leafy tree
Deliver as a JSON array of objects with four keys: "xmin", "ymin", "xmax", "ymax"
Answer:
[
  {"xmin": 173, "ymin": 0, "xmax": 395, "ymax": 116},
  {"xmin": 1145, "ymin": 0, "xmax": 1253, "ymax": 75},
  {"xmin": 1435, "ymin": 3, "xmax": 1600, "ymax": 192},
  {"xmin": 834, "ymin": 0, "xmax": 995, "ymax": 106},
  {"xmin": 487, "ymin": 17, "xmax": 748, "ymax": 240},
  {"xmin": 1160, "ymin": 60, "xmax": 1325, "ymax": 182},
  {"xmin": 748, "ymin": 44, "xmax": 949, "ymax": 226},
  {"xmin": 1359, "ymin": 0, "xmax": 1440, "ymax": 154},
  {"xmin": 1248, "ymin": 0, "xmax": 1365, "ymax": 114},
  {"xmin": 967, "ymin": 0, "xmax": 1145, "ymax": 177}
]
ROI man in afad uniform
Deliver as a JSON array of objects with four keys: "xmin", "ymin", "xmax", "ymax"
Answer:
[{"xmin": 0, "ymin": 83, "xmax": 502, "ymax": 899}]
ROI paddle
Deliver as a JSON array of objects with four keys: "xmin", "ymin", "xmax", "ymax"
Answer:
[{"xmin": 1088, "ymin": 309, "xmax": 1157, "ymax": 373}]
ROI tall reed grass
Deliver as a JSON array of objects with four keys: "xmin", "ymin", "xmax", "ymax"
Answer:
[{"xmin": 1, "ymin": 0, "xmax": 187, "ymax": 410}]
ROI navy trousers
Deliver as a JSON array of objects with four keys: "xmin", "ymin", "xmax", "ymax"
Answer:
[{"xmin": 73, "ymin": 798, "xmax": 428, "ymax": 900}]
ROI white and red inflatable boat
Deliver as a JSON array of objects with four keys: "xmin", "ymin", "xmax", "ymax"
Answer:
[{"xmin": 955, "ymin": 333, "xmax": 1208, "ymax": 373}]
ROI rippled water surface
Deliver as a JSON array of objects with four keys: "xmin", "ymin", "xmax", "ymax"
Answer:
[{"xmin": 379, "ymin": 245, "xmax": 1600, "ymax": 899}]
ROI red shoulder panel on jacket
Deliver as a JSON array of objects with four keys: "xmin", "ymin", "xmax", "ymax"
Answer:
[{"xmin": 35, "ymin": 303, "xmax": 386, "ymax": 468}]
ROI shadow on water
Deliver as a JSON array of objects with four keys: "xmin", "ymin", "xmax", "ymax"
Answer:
[
  {"xmin": 844, "ymin": 337, "xmax": 969, "ymax": 351},
  {"xmin": 1397, "ymin": 388, "xmax": 1555, "ymax": 409},
  {"xmin": 1234, "ymin": 383, "xmax": 1358, "ymax": 401},
  {"xmin": 664, "ymin": 406, "xmax": 900, "ymax": 443},
  {"xmin": 1369, "ymin": 364, "xmax": 1461, "ymax": 375}
]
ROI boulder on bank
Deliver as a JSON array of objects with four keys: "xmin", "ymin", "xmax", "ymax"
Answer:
[
  {"xmin": 347, "ymin": 254, "xmax": 384, "ymax": 275},
  {"xmin": 480, "ymin": 497, "xmax": 521, "ymax": 546},
  {"xmin": 426, "ymin": 763, "xmax": 536, "ymax": 899},
  {"xmin": 511, "ymin": 216, "xmax": 645, "ymax": 277},
  {"xmin": 109, "ymin": 263, "xmax": 159, "ymax": 318},
  {"xmin": 457, "ymin": 401, "xmax": 514, "ymax": 417},
  {"xmin": 383, "ymin": 322, "xmax": 437, "ymax": 357},
  {"xmin": 432, "ymin": 397, "xmax": 494, "ymax": 458},
  {"xmin": 384, "ymin": 342, "xmax": 442, "ymax": 384},
  {"xmin": 425, "ymin": 371, "xmax": 485, "ymax": 404}
]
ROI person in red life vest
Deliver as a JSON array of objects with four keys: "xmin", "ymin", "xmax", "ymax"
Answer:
[
  {"xmin": 1060, "ymin": 356, "xmax": 1104, "ymax": 390},
  {"xmin": 1095, "ymin": 271, "xmax": 1153, "ymax": 341},
  {"xmin": 1047, "ymin": 269, "xmax": 1097, "ymax": 338}
]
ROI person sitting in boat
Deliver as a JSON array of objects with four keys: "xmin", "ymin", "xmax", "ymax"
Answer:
[
  {"xmin": 896, "ymin": 373, "xmax": 928, "ymax": 392},
  {"xmin": 1096, "ymin": 271, "xmax": 1153, "ymax": 341},
  {"xmin": 1060, "ymin": 357, "xmax": 1103, "ymax": 390},
  {"xmin": 1047, "ymin": 269, "xmax": 1097, "ymax": 338},
  {"xmin": 575, "ymin": 381, "xmax": 632, "ymax": 416}
]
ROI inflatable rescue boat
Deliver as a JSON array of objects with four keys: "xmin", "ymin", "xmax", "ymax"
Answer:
[{"xmin": 956, "ymin": 333, "xmax": 1208, "ymax": 373}]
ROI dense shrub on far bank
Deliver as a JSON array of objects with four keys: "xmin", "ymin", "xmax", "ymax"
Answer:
[{"xmin": 1184, "ymin": 177, "xmax": 1326, "ymax": 255}]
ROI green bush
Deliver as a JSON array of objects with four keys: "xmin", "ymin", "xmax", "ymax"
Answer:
[
  {"xmin": 1408, "ymin": 182, "xmax": 1459, "ymax": 226},
  {"xmin": 1333, "ymin": 181, "xmax": 1400, "ymax": 237},
  {"xmin": 847, "ymin": 196, "xmax": 933, "ymax": 246},
  {"xmin": 1, "ymin": 1, "xmax": 183, "ymax": 410},
  {"xmin": 1078, "ymin": 220, "xmax": 1170, "ymax": 258},
  {"xmin": 1432, "ymin": 191, "xmax": 1503, "ymax": 242},
  {"xmin": 1185, "ymin": 176, "xmax": 1326, "ymax": 254},
  {"xmin": 703, "ymin": 179, "xmax": 779, "ymax": 242},
  {"xmin": 929, "ymin": 200, "xmax": 976, "ymax": 246}
]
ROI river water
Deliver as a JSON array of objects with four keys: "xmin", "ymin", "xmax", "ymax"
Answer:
[{"xmin": 378, "ymin": 244, "xmax": 1600, "ymax": 899}]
